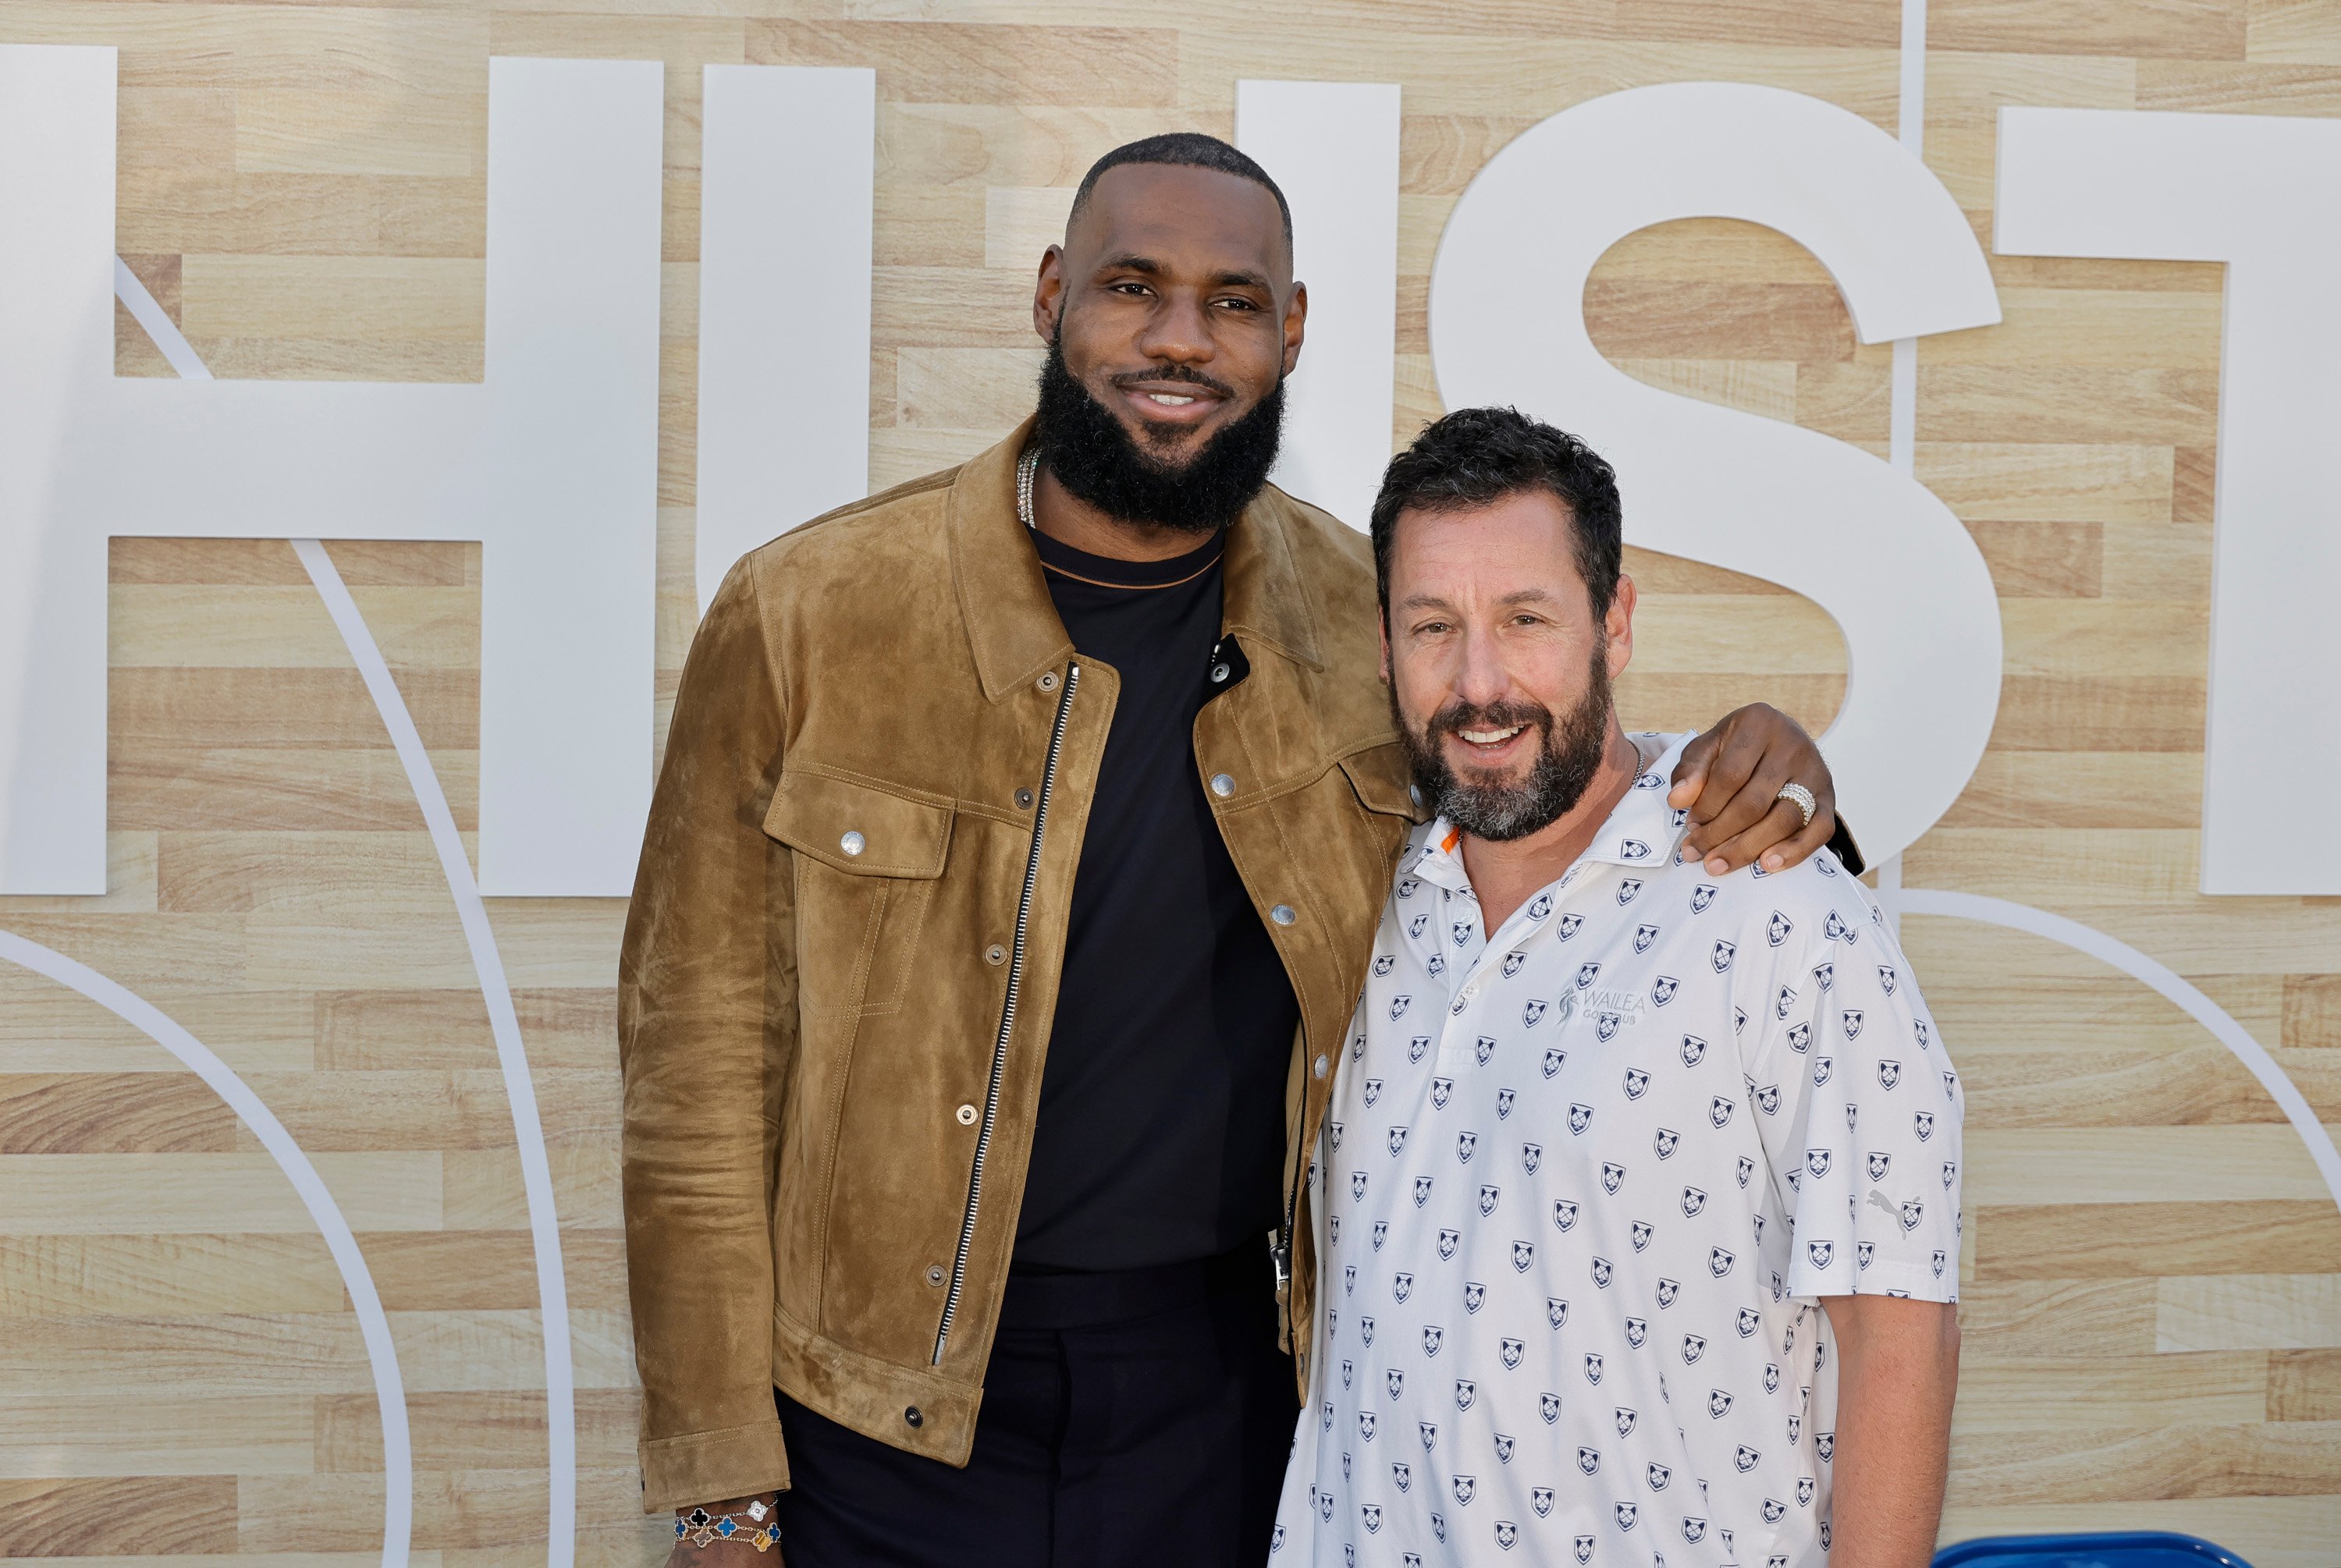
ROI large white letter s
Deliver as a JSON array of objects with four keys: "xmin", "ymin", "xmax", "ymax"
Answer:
[{"xmin": 1430, "ymin": 83, "xmax": 2003, "ymax": 863}]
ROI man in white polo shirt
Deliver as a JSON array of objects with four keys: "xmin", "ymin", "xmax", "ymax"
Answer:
[{"xmin": 1272, "ymin": 408, "xmax": 1963, "ymax": 1568}]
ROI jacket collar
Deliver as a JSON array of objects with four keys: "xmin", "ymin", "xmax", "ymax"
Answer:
[{"xmin": 948, "ymin": 418, "xmax": 1325, "ymax": 701}]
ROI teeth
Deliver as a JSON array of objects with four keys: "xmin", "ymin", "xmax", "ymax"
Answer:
[
  {"xmin": 1146, "ymin": 392, "xmax": 1197, "ymax": 406},
  {"xmin": 1460, "ymin": 726, "xmax": 1523, "ymax": 744}
]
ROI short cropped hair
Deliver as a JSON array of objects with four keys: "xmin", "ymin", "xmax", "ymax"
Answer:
[
  {"xmin": 1067, "ymin": 133, "xmax": 1293, "ymax": 247},
  {"xmin": 1369, "ymin": 406, "xmax": 1625, "ymax": 621}
]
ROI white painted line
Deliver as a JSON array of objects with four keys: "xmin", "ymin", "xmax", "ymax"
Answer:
[
  {"xmin": 1902, "ymin": 888, "xmax": 2341, "ymax": 1219},
  {"xmin": 297, "ymin": 537, "xmax": 578, "ymax": 1567},
  {"xmin": 111, "ymin": 257, "xmax": 210, "ymax": 381},
  {"xmin": 0, "ymin": 928, "xmax": 413, "ymax": 1568},
  {"xmin": 1877, "ymin": 0, "xmax": 1930, "ymax": 933},
  {"xmin": 110, "ymin": 256, "xmax": 575, "ymax": 1568}
]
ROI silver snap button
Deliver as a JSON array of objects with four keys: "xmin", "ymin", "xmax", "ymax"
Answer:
[
  {"xmin": 840, "ymin": 831, "xmax": 865, "ymax": 857},
  {"xmin": 1038, "ymin": 671, "xmax": 1058, "ymax": 692},
  {"xmin": 956, "ymin": 1102, "xmax": 978, "ymax": 1126},
  {"xmin": 904, "ymin": 1406, "xmax": 922, "ymax": 1428},
  {"xmin": 1211, "ymin": 773, "xmax": 1235, "ymax": 798},
  {"xmin": 1014, "ymin": 788, "xmax": 1034, "ymax": 810},
  {"xmin": 1313, "ymin": 1054, "xmax": 1328, "ymax": 1079},
  {"xmin": 1271, "ymin": 903, "xmax": 1297, "ymax": 925},
  {"xmin": 1211, "ymin": 663, "xmax": 1231, "ymax": 683},
  {"xmin": 1409, "ymin": 782, "xmax": 1423, "ymax": 807},
  {"xmin": 926, "ymin": 1265, "xmax": 946, "ymax": 1286},
  {"xmin": 985, "ymin": 944, "xmax": 1006, "ymax": 966}
]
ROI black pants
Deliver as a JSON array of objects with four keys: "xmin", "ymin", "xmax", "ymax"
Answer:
[{"xmin": 770, "ymin": 1244, "xmax": 1297, "ymax": 1568}]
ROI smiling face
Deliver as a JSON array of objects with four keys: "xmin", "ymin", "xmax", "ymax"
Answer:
[
  {"xmin": 1029, "ymin": 161, "xmax": 1305, "ymax": 531},
  {"xmin": 1381, "ymin": 488, "xmax": 1637, "ymax": 840}
]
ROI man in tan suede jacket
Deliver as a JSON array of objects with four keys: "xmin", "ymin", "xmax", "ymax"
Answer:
[{"xmin": 620, "ymin": 134, "xmax": 1853, "ymax": 1568}]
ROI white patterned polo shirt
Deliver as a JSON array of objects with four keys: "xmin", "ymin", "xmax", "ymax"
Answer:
[{"xmin": 1272, "ymin": 733, "xmax": 1963, "ymax": 1568}]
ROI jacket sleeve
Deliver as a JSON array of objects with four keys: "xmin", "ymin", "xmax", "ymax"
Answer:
[{"xmin": 619, "ymin": 558, "xmax": 798, "ymax": 1513}]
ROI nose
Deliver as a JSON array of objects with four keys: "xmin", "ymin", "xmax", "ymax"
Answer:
[
  {"xmin": 1133, "ymin": 289, "xmax": 1215, "ymax": 367},
  {"xmin": 1449, "ymin": 619, "xmax": 1512, "ymax": 709}
]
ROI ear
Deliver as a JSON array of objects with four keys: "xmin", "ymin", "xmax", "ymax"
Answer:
[
  {"xmin": 1033, "ymin": 244, "xmax": 1067, "ymax": 342},
  {"xmin": 1604, "ymin": 574, "xmax": 1636, "ymax": 679},
  {"xmin": 1282, "ymin": 278, "xmax": 1309, "ymax": 378}
]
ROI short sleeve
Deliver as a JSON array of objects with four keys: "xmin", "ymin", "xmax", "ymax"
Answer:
[{"xmin": 1742, "ymin": 883, "xmax": 1963, "ymax": 1304}]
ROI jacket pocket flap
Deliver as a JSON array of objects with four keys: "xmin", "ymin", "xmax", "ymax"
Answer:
[
  {"xmin": 1340, "ymin": 743, "xmax": 1425, "ymax": 821},
  {"xmin": 766, "ymin": 768, "xmax": 954, "ymax": 878}
]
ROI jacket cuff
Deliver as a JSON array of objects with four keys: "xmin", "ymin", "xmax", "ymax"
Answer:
[{"xmin": 639, "ymin": 1418, "xmax": 792, "ymax": 1515}]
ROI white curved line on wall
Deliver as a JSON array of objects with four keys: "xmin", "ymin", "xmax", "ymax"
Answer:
[
  {"xmin": 1902, "ymin": 888, "xmax": 2341, "ymax": 1218},
  {"xmin": 0, "ymin": 928, "xmax": 414, "ymax": 1568},
  {"xmin": 112, "ymin": 261, "xmax": 577, "ymax": 1568}
]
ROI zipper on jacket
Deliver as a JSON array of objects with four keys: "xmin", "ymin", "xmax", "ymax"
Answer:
[{"xmin": 933, "ymin": 661, "xmax": 1079, "ymax": 1365}]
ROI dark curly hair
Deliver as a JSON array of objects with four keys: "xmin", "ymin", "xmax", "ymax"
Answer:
[
  {"xmin": 1067, "ymin": 133, "xmax": 1292, "ymax": 247},
  {"xmin": 1369, "ymin": 406, "xmax": 1624, "ymax": 621}
]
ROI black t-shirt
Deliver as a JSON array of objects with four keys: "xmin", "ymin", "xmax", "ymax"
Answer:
[{"xmin": 1011, "ymin": 524, "xmax": 1302, "ymax": 1272}]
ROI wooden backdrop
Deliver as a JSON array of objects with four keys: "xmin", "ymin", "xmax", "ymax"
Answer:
[{"xmin": 2, "ymin": 0, "xmax": 2338, "ymax": 1563}]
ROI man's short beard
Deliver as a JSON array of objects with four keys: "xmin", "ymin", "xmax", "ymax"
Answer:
[
  {"xmin": 1396, "ymin": 648, "xmax": 1616, "ymax": 843},
  {"xmin": 1031, "ymin": 329, "xmax": 1285, "ymax": 534}
]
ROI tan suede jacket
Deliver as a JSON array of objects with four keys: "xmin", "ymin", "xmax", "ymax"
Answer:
[{"xmin": 619, "ymin": 423, "xmax": 1424, "ymax": 1512}]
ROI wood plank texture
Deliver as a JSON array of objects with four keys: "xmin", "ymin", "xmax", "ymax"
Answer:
[{"xmin": 1, "ymin": 0, "xmax": 2337, "ymax": 1556}]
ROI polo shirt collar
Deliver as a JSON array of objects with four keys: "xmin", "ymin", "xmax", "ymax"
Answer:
[{"xmin": 1405, "ymin": 731, "xmax": 1697, "ymax": 896}]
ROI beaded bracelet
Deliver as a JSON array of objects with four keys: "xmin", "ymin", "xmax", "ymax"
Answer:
[{"xmin": 675, "ymin": 1499, "xmax": 779, "ymax": 1552}]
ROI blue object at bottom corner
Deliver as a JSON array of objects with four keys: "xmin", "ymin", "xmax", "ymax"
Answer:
[{"xmin": 1935, "ymin": 1531, "xmax": 2257, "ymax": 1568}]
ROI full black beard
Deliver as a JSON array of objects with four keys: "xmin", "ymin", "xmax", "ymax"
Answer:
[
  {"xmin": 1396, "ymin": 648, "xmax": 1615, "ymax": 843},
  {"xmin": 1032, "ymin": 331, "xmax": 1285, "ymax": 534}
]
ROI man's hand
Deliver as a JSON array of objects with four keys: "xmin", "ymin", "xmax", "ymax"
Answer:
[
  {"xmin": 1668, "ymin": 704, "xmax": 1836, "ymax": 876},
  {"xmin": 667, "ymin": 1496, "xmax": 783, "ymax": 1568},
  {"xmin": 1818, "ymin": 1295, "xmax": 1959, "ymax": 1567}
]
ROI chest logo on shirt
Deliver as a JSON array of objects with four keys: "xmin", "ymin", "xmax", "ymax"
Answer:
[
  {"xmin": 1540, "ymin": 1392, "xmax": 1562, "ymax": 1424},
  {"xmin": 1496, "ymin": 1087, "xmax": 1516, "ymax": 1118},
  {"xmin": 1361, "ymin": 1503, "xmax": 1381, "ymax": 1534},
  {"xmin": 1615, "ymin": 1502, "xmax": 1639, "ymax": 1533},
  {"xmin": 1461, "ymin": 1278, "xmax": 1483, "ymax": 1309},
  {"xmin": 1712, "ymin": 940, "xmax": 1736, "ymax": 974},
  {"xmin": 1646, "ymin": 1461, "xmax": 1672, "ymax": 1492},
  {"xmin": 1422, "ymin": 1325, "xmax": 1440, "ymax": 1355},
  {"xmin": 1682, "ymin": 1187, "xmax": 1709, "ymax": 1219},
  {"xmin": 1522, "ymin": 1143, "xmax": 1543, "ymax": 1174},
  {"xmin": 1394, "ymin": 1272, "xmax": 1415, "ymax": 1302},
  {"xmin": 1623, "ymin": 1317, "xmax": 1647, "ymax": 1348},
  {"xmin": 1624, "ymin": 1067, "xmax": 1650, "ymax": 1099},
  {"xmin": 1533, "ymin": 1487, "xmax": 1555, "ymax": 1520},
  {"xmin": 1655, "ymin": 1278, "xmax": 1682, "ymax": 1308},
  {"xmin": 1363, "ymin": 1078, "xmax": 1384, "ymax": 1107},
  {"xmin": 1683, "ymin": 1332, "xmax": 1707, "ymax": 1364},
  {"xmin": 1512, "ymin": 1240, "xmax": 1535, "ymax": 1272},
  {"xmin": 1568, "ymin": 1103, "xmax": 1595, "ymax": 1135},
  {"xmin": 1409, "ymin": 1036, "xmax": 1431, "ymax": 1064},
  {"xmin": 1595, "ymin": 1012, "xmax": 1623, "ymax": 1042},
  {"xmin": 1618, "ymin": 878, "xmax": 1644, "ymax": 904},
  {"xmin": 1455, "ymin": 1382, "xmax": 1477, "ymax": 1413},
  {"xmin": 1824, "ymin": 910, "xmax": 1855, "ymax": 943},
  {"xmin": 1457, "ymin": 1132, "xmax": 1480, "ymax": 1162},
  {"xmin": 1902, "ymin": 1198, "xmax": 1926, "ymax": 1231},
  {"xmin": 1808, "ymin": 1240, "xmax": 1835, "ymax": 1268},
  {"xmin": 1351, "ymin": 1172, "xmax": 1368, "ymax": 1201},
  {"xmin": 1358, "ymin": 1411, "xmax": 1378, "ymax": 1442},
  {"xmin": 1415, "ymin": 1176, "xmax": 1434, "ymax": 1206},
  {"xmin": 1388, "ymin": 1126, "xmax": 1409, "ymax": 1157},
  {"xmin": 1479, "ymin": 1184, "xmax": 1501, "ymax": 1216},
  {"xmin": 1633, "ymin": 923, "xmax": 1661, "ymax": 954},
  {"xmin": 1543, "ymin": 1048, "xmax": 1567, "ymax": 1080},
  {"xmin": 1797, "ymin": 1478, "xmax": 1817, "ymax": 1507},
  {"xmin": 1372, "ymin": 1221, "xmax": 1389, "ymax": 1251},
  {"xmin": 1710, "ymin": 1247, "xmax": 1735, "ymax": 1277},
  {"xmin": 1756, "ymin": 1085, "xmax": 1782, "ymax": 1116},
  {"xmin": 1477, "ymin": 1034, "xmax": 1501, "ymax": 1065},
  {"xmin": 1878, "ymin": 963, "xmax": 1899, "ymax": 995},
  {"xmin": 1738, "ymin": 1307, "xmax": 1763, "ymax": 1338},
  {"xmin": 1391, "ymin": 995, "xmax": 1413, "ymax": 1020},
  {"xmin": 1500, "ymin": 950, "xmax": 1527, "ymax": 977},
  {"xmin": 1878, "ymin": 1059, "xmax": 1902, "ymax": 1090},
  {"xmin": 1553, "ymin": 1201, "xmax": 1579, "ymax": 1234},
  {"xmin": 1692, "ymin": 884, "xmax": 1721, "ymax": 914},
  {"xmin": 1575, "ymin": 1535, "xmax": 1597, "ymax": 1564},
  {"xmin": 1654, "ymin": 1128, "xmax": 1682, "ymax": 1159},
  {"xmin": 1707, "ymin": 1388, "xmax": 1735, "ymax": 1420},
  {"xmin": 1601, "ymin": 1162, "xmax": 1625, "ymax": 1194},
  {"xmin": 1451, "ymin": 921, "xmax": 1474, "ymax": 947},
  {"xmin": 1556, "ymin": 912, "xmax": 1583, "ymax": 939},
  {"xmin": 1814, "ymin": 962, "xmax": 1835, "ymax": 992},
  {"xmin": 1431, "ymin": 1077, "xmax": 1454, "ymax": 1109},
  {"xmin": 1524, "ymin": 1000, "xmax": 1550, "ymax": 1028},
  {"xmin": 1654, "ymin": 976, "xmax": 1681, "ymax": 1007},
  {"xmin": 1440, "ymin": 1230, "xmax": 1463, "ymax": 1261},
  {"xmin": 1591, "ymin": 1257, "xmax": 1615, "ymax": 1288},
  {"xmin": 1528, "ymin": 892, "xmax": 1554, "ymax": 921},
  {"xmin": 1839, "ymin": 1008, "xmax": 1864, "ymax": 1041},
  {"xmin": 1767, "ymin": 910, "xmax": 1795, "ymax": 948},
  {"xmin": 1785, "ymin": 1022, "xmax": 1813, "ymax": 1055},
  {"xmin": 1806, "ymin": 1149, "xmax": 1831, "ymax": 1178},
  {"xmin": 1915, "ymin": 1110, "xmax": 1936, "ymax": 1141},
  {"xmin": 1409, "ymin": 913, "xmax": 1430, "ymax": 940},
  {"xmin": 1630, "ymin": 1220, "xmax": 1654, "ymax": 1252},
  {"xmin": 1373, "ymin": 954, "xmax": 1396, "ymax": 977}
]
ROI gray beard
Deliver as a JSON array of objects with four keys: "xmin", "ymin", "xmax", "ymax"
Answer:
[{"xmin": 1394, "ymin": 652, "xmax": 1614, "ymax": 843}]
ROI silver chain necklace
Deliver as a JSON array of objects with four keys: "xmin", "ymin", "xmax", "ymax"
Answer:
[{"xmin": 1016, "ymin": 446, "xmax": 1039, "ymax": 531}]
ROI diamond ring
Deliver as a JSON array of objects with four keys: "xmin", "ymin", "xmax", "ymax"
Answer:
[{"xmin": 1777, "ymin": 782, "xmax": 1817, "ymax": 829}]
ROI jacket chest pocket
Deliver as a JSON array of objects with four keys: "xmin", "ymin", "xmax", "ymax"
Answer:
[{"xmin": 766, "ymin": 768, "xmax": 954, "ymax": 1019}]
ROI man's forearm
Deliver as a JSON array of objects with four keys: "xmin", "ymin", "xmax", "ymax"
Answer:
[{"xmin": 1821, "ymin": 1297, "xmax": 1959, "ymax": 1567}]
